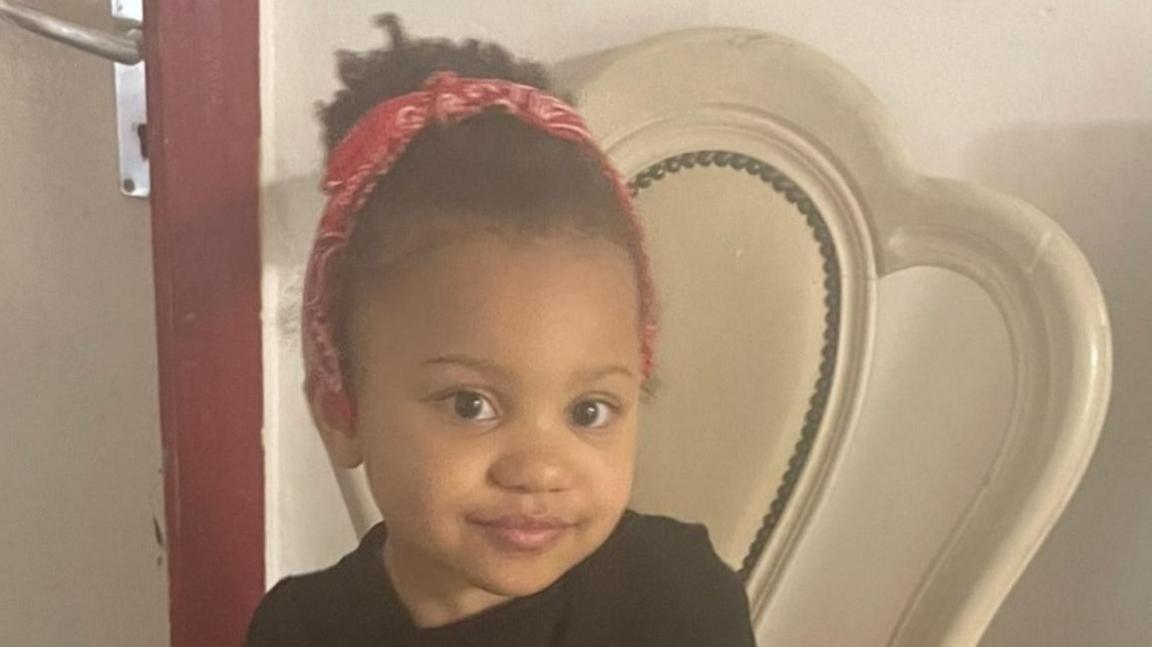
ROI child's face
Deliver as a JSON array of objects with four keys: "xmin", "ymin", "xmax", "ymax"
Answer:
[{"xmin": 320, "ymin": 230, "xmax": 643, "ymax": 606}]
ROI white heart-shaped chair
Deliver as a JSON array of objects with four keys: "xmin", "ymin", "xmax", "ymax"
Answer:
[{"xmin": 332, "ymin": 27, "xmax": 1112, "ymax": 646}]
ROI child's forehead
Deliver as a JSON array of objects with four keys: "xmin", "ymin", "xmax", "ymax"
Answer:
[
  {"xmin": 359, "ymin": 219, "xmax": 625, "ymax": 280},
  {"xmin": 355, "ymin": 240, "xmax": 640, "ymax": 355},
  {"xmin": 363, "ymin": 234, "xmax": 634, "ymax": 309}
]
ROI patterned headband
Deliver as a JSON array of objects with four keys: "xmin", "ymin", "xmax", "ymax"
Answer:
[{"xmin": 302, "ymin": 70, "xmax": 659, "ymax": 419}]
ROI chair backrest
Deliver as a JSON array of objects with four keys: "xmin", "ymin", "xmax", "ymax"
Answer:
[{"xmin": 332, "ymin": 27, "xmax": 1112, "ymax": 646}]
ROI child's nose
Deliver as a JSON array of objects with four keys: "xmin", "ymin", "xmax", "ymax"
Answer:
[{"xmin": 487, "ymin": 430, "xmax": 575, "ymax": 494}]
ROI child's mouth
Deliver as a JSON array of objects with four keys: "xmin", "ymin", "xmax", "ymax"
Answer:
[{"xmin": 468, "ymin": 515, "xmax": 574, "ymax": 553}]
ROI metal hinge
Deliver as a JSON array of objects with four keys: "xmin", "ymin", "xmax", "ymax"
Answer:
[{"xmin": 0, "ymin": 0, "xmax": 148, "ymax": 198}]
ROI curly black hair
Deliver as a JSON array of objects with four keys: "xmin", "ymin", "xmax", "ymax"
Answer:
[
  {"xmin": 318, "ymin": 14, "xmax": 572, "ymax": 152},
  {"xmin": 317, "ymin": 14, "xmax": 639, "ymax": 392}
]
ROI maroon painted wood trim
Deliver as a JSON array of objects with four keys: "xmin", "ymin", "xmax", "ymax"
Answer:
[{"xmin": 144, "ymin": 1, "xmax": 264, "ymax": 645}]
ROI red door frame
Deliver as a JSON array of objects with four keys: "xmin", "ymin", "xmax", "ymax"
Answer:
[{"xmin": 144, "ymin": 1, "xmax": 264, "ymax": 645}]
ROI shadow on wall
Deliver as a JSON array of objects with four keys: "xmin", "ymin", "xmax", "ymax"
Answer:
[
  {"xmin": 263, "ymin": 173, "xmax": 363, "ymax": 580},
  {"xmin": 969, "ymin": 122, "xmax": 1152, "ymax": 647},
  {"xmin": 264, "ymin": 174, "xmax": 327, "ymax": 346}
]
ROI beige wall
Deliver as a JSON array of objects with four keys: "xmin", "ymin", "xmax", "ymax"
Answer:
[
  {"xmin": 260, "ymin": 2, "xmax": 1151, "ymax": 644},
  {"xmin": 0, "ymin": 1, "xmax": 168, "ymax": 644}
]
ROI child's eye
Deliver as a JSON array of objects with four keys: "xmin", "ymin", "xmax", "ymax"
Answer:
[
  {"xmin": 570, "ymin": 399, "xmax": 618, "ymax": 429},
  {"xmin": 443, "ymin": 390, "xmax": 498, "ymax": 422}
]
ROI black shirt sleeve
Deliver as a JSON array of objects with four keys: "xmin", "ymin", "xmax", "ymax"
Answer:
[
  {"xmin": 571, "ymin": 512, "xmax": 759, "ymax": 647},
  {"xmin": 245, "ymin": 577, "xmax": 313, "ymax": 647},
  {"xmin": 641, "ymin": 522, "xmax": 758, "ymax": 647}
]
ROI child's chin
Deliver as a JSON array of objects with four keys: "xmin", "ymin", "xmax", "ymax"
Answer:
[{"xmin": 471, "ymin": 562, "xmax": 568, "ymax": 598}]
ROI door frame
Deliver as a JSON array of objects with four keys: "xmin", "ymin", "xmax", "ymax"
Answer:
[{"xmin": 144, "ymin": 1, "xmax": 264, "ymax": 645}]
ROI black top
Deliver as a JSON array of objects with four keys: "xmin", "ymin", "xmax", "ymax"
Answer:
[{"xmin": 246, "ymin": 509, "xmax": 758, "ymax": 646}]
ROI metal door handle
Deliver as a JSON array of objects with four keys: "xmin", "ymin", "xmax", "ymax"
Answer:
[
  {"xmin": 0, "ymin": 0, "xmax": 141, "ymax": 65},
  {"xmin": 1, "ymin": 0, "xmax": 149, "ymax": 197}
]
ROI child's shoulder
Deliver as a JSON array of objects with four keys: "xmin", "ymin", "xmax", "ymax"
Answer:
[
  {"xmin": 609, "ymin": 509, "xmax": 728, "ymax": 573},
  {"xmin": 245, "ymin": 527, "xmax": 394, "ymax": 646},
  {"xmin": 571, "ymin": 510, "xmax": 758, "ymax": 646},
  {"xmin": 245, "ymin": 574, "xmax": 333, "ymax": 646}
]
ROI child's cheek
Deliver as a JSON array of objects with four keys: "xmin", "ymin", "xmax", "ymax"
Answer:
[
  {"xmin": 569, "ymin": 436, "xmax": 635, "ymax": 519},
  {"xmin": 379, "ymin": 426, "xmax": 475, "ymax": 492},
  {"xmin": 599, "ymin": 456, "xmax": 636, "ymax": 518}
]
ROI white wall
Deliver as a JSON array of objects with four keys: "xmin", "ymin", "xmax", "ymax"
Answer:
[
  {"xmin": 0, "ymin": 1, "xmax": 168, "ymax": 644},
  {"xmin": 261, "ymin": 2, "xmax": 1152, "ymax": 644}
]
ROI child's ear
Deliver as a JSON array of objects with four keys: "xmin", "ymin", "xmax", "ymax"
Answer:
[{"xmin": 306, "ymin": 385, "xmax": 363, "ymax": 469}]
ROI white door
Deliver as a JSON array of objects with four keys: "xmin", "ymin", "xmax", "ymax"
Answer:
[{"xmin": 0, "ymin": 1, "xmax": 168, "ymax": 644}]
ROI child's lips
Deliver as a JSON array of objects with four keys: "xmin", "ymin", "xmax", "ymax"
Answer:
[{"xmin": 468, "ymin": 514, "xmax": 575, "ymax": 552}]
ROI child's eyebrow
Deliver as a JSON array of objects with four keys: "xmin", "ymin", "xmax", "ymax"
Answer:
[
  {"xmin": 575, "ymin": 364, "xmax": 635, "ymax": 383},
  {"xmin": 422, "ymin": 354, "xmax": 512, "ymax": 380},
  {"xmin": 421, "ymin": 354, "xmax": 635, "ymax": 383}
]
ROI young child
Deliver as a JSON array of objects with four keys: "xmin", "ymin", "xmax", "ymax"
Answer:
[{"xmin": 246, "ymin": 14, "xmax": 757, "ymax": 647}]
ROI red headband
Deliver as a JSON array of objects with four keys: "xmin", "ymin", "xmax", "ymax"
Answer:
[{"xmin": 302, "ymin": 70, "xmax": 658, "ymax": 420}]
